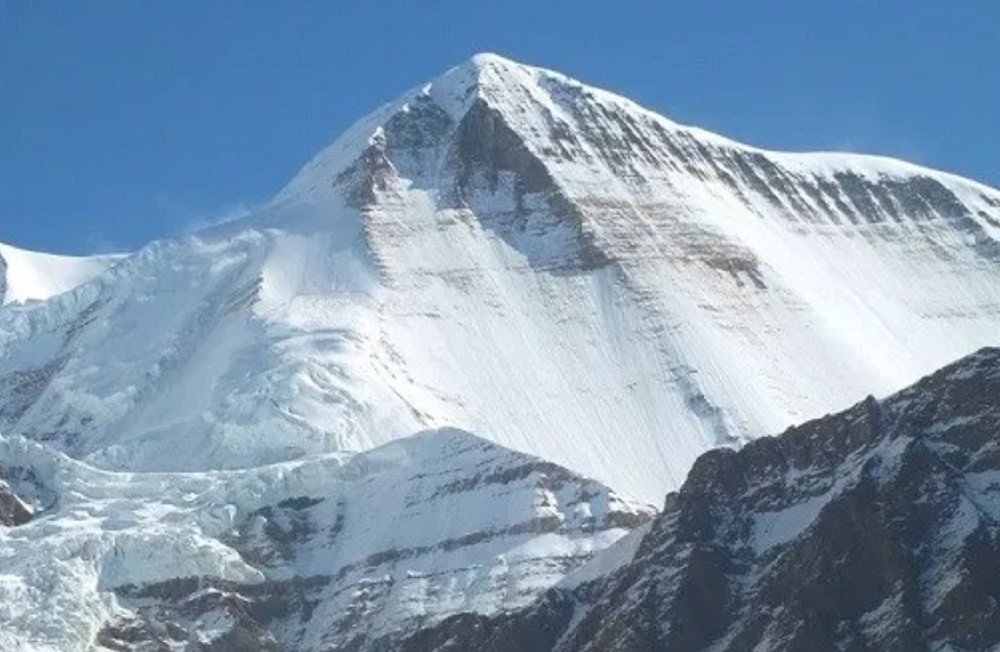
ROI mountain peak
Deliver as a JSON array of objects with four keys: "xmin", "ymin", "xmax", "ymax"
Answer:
[
  {"xmin": 466, "ymin": 51, "xmax": 518, "ymax": 68},
  {"xmin": 454, "ymin": 51, "xmax": 527, "ymax": 81},
  {"xmin": 268, "ymin": 54, "xmax": 574, "ymax": 206},
  {"xmin": 246, "ymin": 53, "xmax": 1000, "ymax": 502},
  {"xmin": 271, "ymin": 53, "xmax": 1000, "ymax": 220},
  {"xmin": 420, "ymin": 51, "xmax": 537, "ymax": 119},
  {"xmin": 445, "ymin": 51, "xmax": 560, "ymax": 96}
]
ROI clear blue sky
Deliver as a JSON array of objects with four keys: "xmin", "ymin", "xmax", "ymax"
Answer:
[{"xmin": 2, "ymin": 1, "xmax": 998, "ymax": 254}]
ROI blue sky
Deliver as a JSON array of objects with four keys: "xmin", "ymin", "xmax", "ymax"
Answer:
[{"xmin": 2, "ymin": 1, "xmax": 998, "ymax": 254}]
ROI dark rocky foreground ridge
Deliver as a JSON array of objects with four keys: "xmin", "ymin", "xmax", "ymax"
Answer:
[{"xmin": 380, "ymin": 347, "xmax": 1000, "ymax": 652}]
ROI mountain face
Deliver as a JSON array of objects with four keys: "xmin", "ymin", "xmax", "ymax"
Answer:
[
  {"xmin": 1, "ymin": 53, "xmax": 1000, "ymax": 650},
  {"xmin": 384, "ymin": 347, "xmax": 1000, "ymax": 652},
  {"xmin": 0, "ymin": 429, "xmax": 650, "ymax": 651},
  {"xmin": 1, "ymin": 55, "xmax": 999, "ymax": 505}
]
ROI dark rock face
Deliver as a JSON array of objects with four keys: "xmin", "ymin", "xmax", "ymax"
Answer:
[
  {"xmin": 0, "ymin": 250, "xmax": 6, "ymax": 305},
  {"xmin": 341, "ymin": 88, "xmax": 612, "ymax": 275},
  {"xmin": 0, "ymin": 478, "xmax": 31, "ymax": 526},
  {"xmin": 97, "ymin": 576, "xmax": 310, "ymax": 651},
  {"xmin": 383, "ymin": 347, "xmax": 1000, "ymax": 652},
  {"xmin": 449, "ymin": 98, "xmax": 611, "ymax": 272},
  {"xmin": 376, "ymin": 592, "xmax": 579, "ymax": 652}
]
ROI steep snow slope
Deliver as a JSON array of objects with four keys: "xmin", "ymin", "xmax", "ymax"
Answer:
[
  {"xmin": 1, "ymin": 55, "xmax": 1000, "ymax": 504},
  {"xmin": 386, "ymin": 347, "xmax": 1000, "ymax": 652},
  {"xmin": 0, "ymin": 242, "xmax": 119, "ymax": 305},
  {"xmin": 0, "ymin": 429, "xmax": 650, "ymax": 651}
]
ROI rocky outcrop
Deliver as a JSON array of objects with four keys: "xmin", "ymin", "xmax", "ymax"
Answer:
[
  {"xmin": 0, "ymin": 476, "xmax": 31, "ymax": 526},
  {"xmin": 0, "ymin": 249, "xmax": 7, "ymax": 305},
  {"xmin": 384, "ymin": 348, "xmax": 1000, "ymax": 651}
]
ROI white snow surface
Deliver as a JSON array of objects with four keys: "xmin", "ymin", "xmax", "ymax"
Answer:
[
  {"xmin": 2, "ymin": 52, "xmax": 1000, "ymax": 647},
  {"xmin": 557, "ymin": 520, "xmax": 652, "ymax": 590},
  {"xmin": 0, "ymin": 429, "xmax": 649, "ymax": 650},
  {"xmin": 0, "ymin": 243, "xmax": 119, "ymax": 305}
]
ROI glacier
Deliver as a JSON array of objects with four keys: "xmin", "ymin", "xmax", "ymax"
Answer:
[{"xmin": 0, "ymin": 429, "xmax": 650, "ymax": 650}]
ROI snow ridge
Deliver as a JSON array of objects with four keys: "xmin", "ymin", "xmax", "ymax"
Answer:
[{"xmin": 0, "ymin": 243, "xmax": 120, "ymax": 306}]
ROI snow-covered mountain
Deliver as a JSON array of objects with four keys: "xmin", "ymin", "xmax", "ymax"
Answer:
[
  {"xmin": 2, "ymin": 53, "xmax": 1000, "ymax": 649},
  {"xmin": 0, "ymin": 428, "xmax": 649, "ymax": 650},
  {"xmin": 3, "ymin": 54, "xmax": 999, "ymax": 503},
  {"xmin": 388, "ymin": 347, "xmax": 1000, "ymax": 652}
]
